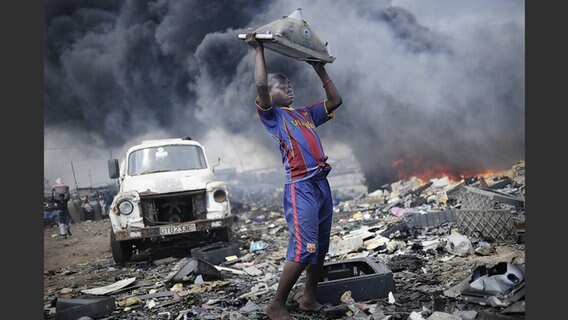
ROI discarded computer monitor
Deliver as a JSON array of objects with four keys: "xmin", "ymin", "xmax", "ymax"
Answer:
[
  {"xmin": 316, "ymin": 257, "xmax": 395, "ymax": 305},
  {"xmin": 238, "ymin": 8, "xmax": 335, "ymax": 63}
]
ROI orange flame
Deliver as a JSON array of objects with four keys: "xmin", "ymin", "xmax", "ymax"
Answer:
[{"xmin": 391, "ymin": 157, "xmax": 508, "ymax": 184}]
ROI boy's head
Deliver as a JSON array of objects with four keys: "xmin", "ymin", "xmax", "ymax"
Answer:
[{"xmin": 268, "ymin": 73, "xmax": 294, "ymax": 107}]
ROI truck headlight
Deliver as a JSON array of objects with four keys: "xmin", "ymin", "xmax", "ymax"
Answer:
[
  {"xmin": 118, "ymin": 201, "xmax": 134, "ymax": 215},
  {"xmin": 213, "ymin": 189, "xmax": 227, "ymax": 203}
]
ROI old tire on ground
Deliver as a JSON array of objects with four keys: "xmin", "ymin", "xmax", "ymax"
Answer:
[{"xmin": 110, "ymin": 227, "xmax": 132, "ymax": 264}]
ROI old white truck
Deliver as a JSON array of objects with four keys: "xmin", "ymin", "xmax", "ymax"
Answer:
[{"xmin": 107, "ymin": 137, "xmax": 233, "ymax": 264}]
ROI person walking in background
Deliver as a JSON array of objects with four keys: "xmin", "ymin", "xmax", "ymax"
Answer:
[
  {"xmin": 81, "ymin": 195, "xmax": 95, "ymax": 220},
  {"xmin": 103, "ymin": 191, "xmax": 114, "ymax": 217},
  {"xmin": 54, "ymin": 193, "xmax": 72, "ymax": 238}
]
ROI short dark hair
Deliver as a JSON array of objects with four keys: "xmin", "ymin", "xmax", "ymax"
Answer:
[{"xmin": 268, "ymin": 73, "xmax": 288, "ymax": 90}]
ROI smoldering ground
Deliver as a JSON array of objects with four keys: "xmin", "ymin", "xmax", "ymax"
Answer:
[{"xmin": 44, "ymin": 0, "xmax": 524, "ymax": 191}]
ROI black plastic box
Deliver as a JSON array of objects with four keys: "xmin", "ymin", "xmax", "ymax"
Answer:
[
  {"xmin": 406, "ymin": 209, "xmax": 457, "ymax": 228},
  {"xmin": 190, "ymin": 242, "xmax": 240, "ymax": 265},
  {"xmin": 316, "ymin": 257, "xmax": 395, "ymax": 305},
  {"xmin": 55, "ymin": 296, "xmax": 115, "ymax": 320}
]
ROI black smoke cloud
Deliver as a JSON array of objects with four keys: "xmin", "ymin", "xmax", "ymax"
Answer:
[
  {"xmin": 44, "ymin": 0, "xmax": 524, "ymax": 191},
  {"xmin": 44, "ymin": 0, "xmax": 266, "ymax": 147}
]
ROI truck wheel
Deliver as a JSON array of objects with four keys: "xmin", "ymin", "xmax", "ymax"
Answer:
[{"xmin": 110, "ymin": 228, "xmax": 132, "ymax": 264}]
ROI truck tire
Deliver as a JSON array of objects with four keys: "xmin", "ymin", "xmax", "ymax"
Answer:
[{"xmin": 110, "ymin": 227, "xmax": 132, "ymax": 264}]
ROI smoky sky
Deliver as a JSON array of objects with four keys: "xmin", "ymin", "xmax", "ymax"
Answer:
[{"xmin": 44, "ymin": 0, "xmax": 525, "ymax": 191}]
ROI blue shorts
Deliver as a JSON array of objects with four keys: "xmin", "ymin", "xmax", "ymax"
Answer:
[{"xmin": 283, "ymin": 177, "xmax": 333, "ymax": 265}]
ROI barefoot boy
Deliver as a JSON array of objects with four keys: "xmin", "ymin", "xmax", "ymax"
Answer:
[{"xmin": 245, "ymin": 32, "xmax": 343, "ymax": 319}]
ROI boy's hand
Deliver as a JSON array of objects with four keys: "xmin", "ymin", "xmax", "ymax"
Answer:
[
  {"xmin": 245, "ymin": 32, "xmax": 262, "ymax": 49},
  {"xmin": 307, "ymin": 60, "xmax": 326, "ymax": 72},
  {"xmin": 306, "ymin": 60, "xmax": 325, "ymax": 74}
]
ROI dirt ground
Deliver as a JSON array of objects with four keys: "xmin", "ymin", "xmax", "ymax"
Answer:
[
  {"xmin": 43, "ymin": 219, "xmax": 113, "ymax": 272},
  {"xmin": 43, "ymin": 213, "xmax": 526, "ymax": 319}
]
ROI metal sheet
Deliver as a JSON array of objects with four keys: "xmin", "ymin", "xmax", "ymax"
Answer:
[
  {"xmin": 81, "ymin": 277, "xmax": 137, "ymax": 295},
  {"xmin": 238, "ymin": 8, "xmax": 335, "ymax": 63}
]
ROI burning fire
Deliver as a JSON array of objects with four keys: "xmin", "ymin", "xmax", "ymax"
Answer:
[{"xmin": 391, "ymin": 157, "xmax": 508, "ymax": 184}]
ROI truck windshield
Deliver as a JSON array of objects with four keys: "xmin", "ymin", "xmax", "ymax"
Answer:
[{"xmin": 128, "ymin": 145, "xmax": 207, "ymax": 176}]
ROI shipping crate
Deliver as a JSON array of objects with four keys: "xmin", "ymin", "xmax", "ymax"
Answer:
[
  {"xmin": 457, "ymin": 209, "xmax": 518, "ymax": 242},
  {"xmin": 460, "ymin": 186, "xmax": 524, "ymax": 210}
]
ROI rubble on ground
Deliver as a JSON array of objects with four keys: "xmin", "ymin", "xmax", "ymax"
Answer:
[{"xmin": 44, "ymin": 161, "xmax": 525, "ymax": 320}]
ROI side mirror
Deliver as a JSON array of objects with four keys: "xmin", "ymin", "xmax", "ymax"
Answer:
[
  {"xmin": 108, "ymin": 159, "xmax": 120, "ymax": 179},
  {"xmin": 213, "ymin": 157, "xmax": 221, "ymax": 172}
]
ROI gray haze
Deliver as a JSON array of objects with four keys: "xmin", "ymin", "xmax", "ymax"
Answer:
[{"xmin": 44, "ymin": 0, "xmax": 525, "ymax": 191}]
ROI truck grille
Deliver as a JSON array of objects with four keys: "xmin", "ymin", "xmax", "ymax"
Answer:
[{"xmin": 140, "ymin": 190, "xmax": 207, "ymax": 224}]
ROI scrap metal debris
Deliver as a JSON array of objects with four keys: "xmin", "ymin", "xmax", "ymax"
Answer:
[{"xmin": 44, "ymin": 161, "xmax": 526, "ymax": 319}]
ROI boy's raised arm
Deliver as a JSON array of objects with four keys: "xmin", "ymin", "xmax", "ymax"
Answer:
[
  {"xmin": 309, "ymin": 61, "xmax": 342, "ymax": 113},
  {"xmin": 245, "ymin": 33, "xmax": 271, "ymax": 109}
]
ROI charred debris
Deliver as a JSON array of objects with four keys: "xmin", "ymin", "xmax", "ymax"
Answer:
[{"xmin": 44, "ymin": 160, "xmax": 525, "ymax": 320}]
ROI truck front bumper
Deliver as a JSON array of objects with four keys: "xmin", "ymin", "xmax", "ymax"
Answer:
[{"xmin": 114, "ymin": 217, "xmax": 232, "ymax": 241}]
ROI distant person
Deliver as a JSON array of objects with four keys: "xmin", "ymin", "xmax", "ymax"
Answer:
[
  {"xmin": 245, "ymin": 32, "xmax": 343, "ymax": 320},
  {"xmin": 53, "ymin": 193, "xmax": 72, "ymax": 238},
  {"xmin": 81, "ymin": 195, "xmax": 95, "ymax": 220},
  {"xmin": 103, "ymin": 192, "xmax": 114, "ymax": 217}
]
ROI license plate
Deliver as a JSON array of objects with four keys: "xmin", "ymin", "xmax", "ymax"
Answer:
[{"xmin": 159, "ymin": 223, "xmax": 196, "ymax": 236}]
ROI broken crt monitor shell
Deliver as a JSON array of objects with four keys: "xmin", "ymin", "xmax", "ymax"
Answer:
[{"xmin": 238, "ymin": 8, "xmax": 335, "ymax": 63}]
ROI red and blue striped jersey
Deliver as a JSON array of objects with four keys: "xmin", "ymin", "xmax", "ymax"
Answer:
[{"xmin": 256, "ymin": 98, "xmax": 335, "ymax": 183}]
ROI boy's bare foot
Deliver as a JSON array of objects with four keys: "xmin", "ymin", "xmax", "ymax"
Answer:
[
  {"xmin": 266, "ymin": 301, "xmax": 296, "ymax": 320},
  {"xmin": 297, "ymin": 296, "xmax": 323, "ymax": 312}
]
